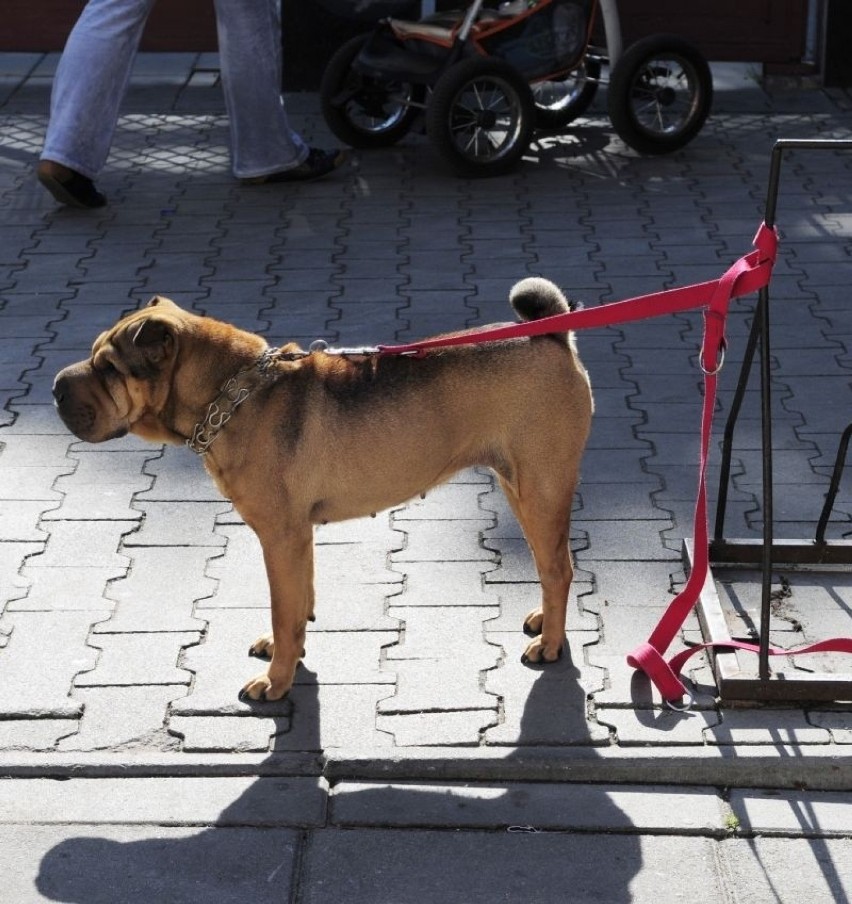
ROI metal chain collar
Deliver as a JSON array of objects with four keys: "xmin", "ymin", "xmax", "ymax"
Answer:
[
  {"xmin": 185, "ymin": 342, "xmax": 383, "ymax": 455},
  {"xmin": 186, "ymin": 348, "xmax": 303, "ymax": 455}
]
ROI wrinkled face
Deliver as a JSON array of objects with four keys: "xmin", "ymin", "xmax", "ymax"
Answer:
[{"xmin": 53, "ymin": 297, "xmax": 181, "ymax": 443}]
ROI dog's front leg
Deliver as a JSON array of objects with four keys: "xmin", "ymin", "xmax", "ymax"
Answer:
[{"xmin": 239, "ymin": 524, "xmax": 314, "ymax": 702}]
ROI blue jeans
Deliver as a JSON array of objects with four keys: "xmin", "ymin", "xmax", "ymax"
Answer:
[{"xmin": 41, "ymin": 0, "xmax": 308, "ymax": 179}]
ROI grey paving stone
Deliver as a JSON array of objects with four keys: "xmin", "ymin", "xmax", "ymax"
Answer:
[
  {"xmin": 0, "ymin": 436, "xmax": 75, "ymax": 470},
  {"xmin": 12, "ymin": 565, "xmax": 121, "ymax": 611},
  {"xmin": 482, "ymin": 582, "xmax": 596, "ymax": 633},
  {"xmin": 575, "ymin": 519, "xmax": 679, "ymax": 562},
  {"xmin": 391, "ymin": 519, "xmax": 495, "ymax": 563},
  {"xmin": 46, "ymin": 450, "xmax": 154, "ymax": 521},
  {"xmin": 101, "ymin": 546, "xmax": 213, "ymax": 631},
  {"xmin": 0, "ymin": 718, "xmax": 78, "ymax": 751},
  {"xmin": 123, "ymin": 500, "xmax": 230, "ymax": 547},
  {"xmin": 301, "ymin": 631, "xmax": 399, "ymax": 686},
  {"xmin": 483, "ymin": 537, "xmax": 556, "ymax": 583},
  {"xmin": 380, "ymin": 642, "xmax": 497, "ymax": 710},
  {"xmin": 315, "ymin": 512, "xmax": 405, "ymax": 547},
  {"xmin": 808, "ymin": 711, "xmax": 852, "ymax": 744},
  {"xmin": 29, "ymin": 520, "xmax": 133, "ymax": 568},
  {"xmin": 135, "ymin": 445, "xmax": 221, "ymax": 501},
  {"xmin": 0, "ymin": 541, "xmax": 38, "ymax": 607},
  {"xmin": 597, "ymin": 706, "xmax": 721, "ymax": 746},
  {"xmin": 0, "ymin": 312, "xmax": 64, "ymax": 339},
  {"xmin": 584, "ymin": 416, "xmax": 645, "ymax": 452},
  {"xmin": 271, "ymin": 683, "xmax": 396, "ymax": 752},
  {"xmin": 576, "ymin": 481, "xmax": 667, "ymax": 520},
  {"xmin": 58, "ymin": 686, "xmax": 180, "ymax": 752},
  {"xmin": 201, "ymin": 522, "xmax": 270, "ymax": 609},
  {"xmin": 0, "ymin": 464, "xmax": 71, "ymax": 501},
  {"xmin": 0, "ymin": 500, "xmax": 48, "ymax": 541},
  {"xmin": 315, "ymin": 540, "xmax": 403, "ymax": 588},
  {"xmin": 385, "ymin": 606, "xmax": 499, "ymax": 661},
  {"xmin": 485, "ymin": 633, "xmax": 609, "ymax": 746},
  {"xmin": 586, "ymin": 594, "xmax": 701, "ymax": 649},
  {"xmin": 74, "ymin": 632, "xmax": 200, "ymax": 688},
  {"xmin": 377, "ymin": 709, "xmax": 498, "ymax": 747},
  {"xmin": 8, "ymin": 252, "xmax": 88, "ymax": 289},
  {"xmin": 391, "ymin": 561, "xmax": 497, "ymax": 606},
  {"xmin": 581, "ymin": 448, "xmax": 654, "ymax": 483},
  {"xmin": 707, "ymin": 710, "xmax": 832, "ymax": 746},
  {"xmin": 0, "ymin": 611, "xmax": 99, "ymax": 717},
  {"xmin": 308, "ymin": 581, "xmax": 400, "ymax": 632},
  {"xmin": 168, "ymin": 714, "xmax": 280, "ymax": 753}
]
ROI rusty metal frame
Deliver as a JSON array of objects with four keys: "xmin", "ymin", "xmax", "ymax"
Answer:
[{"xmin": 687, "ymin": 138, "xmax": 852, "ymax": 703}]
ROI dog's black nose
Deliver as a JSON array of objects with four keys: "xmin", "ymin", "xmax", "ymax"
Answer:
[{"xmin": 53, "ymin": 373, "xmax": 67, "ymax": 404}]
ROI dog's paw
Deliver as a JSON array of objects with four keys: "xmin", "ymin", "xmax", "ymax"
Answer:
[
  {"xmin": 522, "ymin": 607, "xmax": 544, "ymax": 638},
  {"xmin": 239, "ymin": 671, "xmax": 290, "ymax": 702},
  {"xmin": 521, "ymin": 636, "xmax": 564, "ymax": 666},
  {"xmin": 248, "ymin": 632, "xmax": 275, "ymax": 660}
]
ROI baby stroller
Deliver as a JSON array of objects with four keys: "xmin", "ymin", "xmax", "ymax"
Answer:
[{"xmin": 320, "ymin": 0, "xmax": 713, "ymax": 176}]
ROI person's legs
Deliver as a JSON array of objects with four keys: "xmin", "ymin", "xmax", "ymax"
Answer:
[
  {"xmin": 41, "ymin": 0, "xmax": 156, "ymax": 180},
  {"xmin": 213, "ymin": 0, "xmax": 313, "ymax": 178}
]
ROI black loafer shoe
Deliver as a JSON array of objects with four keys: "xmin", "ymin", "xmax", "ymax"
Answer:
[
  {"xmin": 37, "ymin": 160, "xmax": 107, "ymax": 209},
  {"xmin": 242, "ymin": 148, "xmax": 347, "ymax": 185}
]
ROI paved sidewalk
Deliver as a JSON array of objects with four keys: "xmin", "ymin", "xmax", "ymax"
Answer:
[{"xmin": 1, "ymin": 52, "xmax": 851, "ymax": 901}]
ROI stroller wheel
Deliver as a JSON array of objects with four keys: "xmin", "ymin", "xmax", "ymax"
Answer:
[
  {"xmin": 607, "ymin": 35, "xmax": 713, "ymax": 155},
  {"xmin": 427, "ymin": 57, "xmax": 535, "ymax": 177},
  {"xmin": 532, "ymin": 57, "xmax": 601, "ymax": 131},
  {"xmin": 320, "ymin": 35, "xmax": 422, "ymax": 149}
]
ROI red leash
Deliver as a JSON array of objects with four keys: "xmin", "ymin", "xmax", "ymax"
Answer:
[
  {"xmin": 379, "ymin": 223, "xmax": 852, "ymax": 703},
  {"xmin": 378, "ymin": 223, "xmax": 777, "ymax": 359}
]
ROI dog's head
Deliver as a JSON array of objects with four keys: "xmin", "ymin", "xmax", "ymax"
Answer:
[{"xmin": 53, "ymin": 296, "xmax": 186, "ymax": 444}]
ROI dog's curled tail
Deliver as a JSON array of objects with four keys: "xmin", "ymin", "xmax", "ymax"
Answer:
[{"xmin": 509, "ymin": 277, "xmax": 575, "ymax": 344}]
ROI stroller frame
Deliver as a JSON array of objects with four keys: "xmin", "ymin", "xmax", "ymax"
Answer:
[{"xmin": 320, "ymin": 0, "xmax": 713, "ymax": 176}]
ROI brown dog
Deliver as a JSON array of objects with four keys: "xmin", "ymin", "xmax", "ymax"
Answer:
[{"xmin": 53, "ymin": 278, "xmax": 593, "ymax": 701}]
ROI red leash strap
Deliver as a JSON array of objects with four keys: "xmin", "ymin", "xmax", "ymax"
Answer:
[
  {"xmin": 625, "ymin": 233, "xmax": 761, "ymax": 701},
  {"xmin": 379, "ymin": 223, "xmax": 852, "ymax": 701},
  {"xmin": 627, "ymin": 227, "xmax": 852, "ymax": 703},
  {"xmin": 377, "ymin": 223, "xmax": 779, "ymax": 357}
]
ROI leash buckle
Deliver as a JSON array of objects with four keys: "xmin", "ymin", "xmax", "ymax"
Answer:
[{"xmin": 309, "ymin": 339, "xmax": 380, "ymax": 356}]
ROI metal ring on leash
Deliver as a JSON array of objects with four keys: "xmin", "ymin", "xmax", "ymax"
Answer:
[
  {"xmin": 700, "ymin": 340, "xmax": 726, "ymax": 376},
  {"xmin": 664, "ymin": 686, "xmax": 695, "ymax": 712}
]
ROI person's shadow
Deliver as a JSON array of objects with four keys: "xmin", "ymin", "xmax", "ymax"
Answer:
[{"xmin": 36, "ymin": 654, "xmax": 641, "ymax": 903}]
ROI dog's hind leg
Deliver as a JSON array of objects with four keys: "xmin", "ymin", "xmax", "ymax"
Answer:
[{"xmin": 496, "ymin": 472, "xmax": 577, "ymax": 664}]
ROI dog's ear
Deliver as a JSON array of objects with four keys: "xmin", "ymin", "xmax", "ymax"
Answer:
[
  {"xmin": 145, "ymin": 295, "xmax": 176, "ymax": 309},
  {"xmin": 131, "ymin": 316, "xmax": 174, "ymax": 365}
]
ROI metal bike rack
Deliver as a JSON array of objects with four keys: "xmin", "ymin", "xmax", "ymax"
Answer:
[{"xmin": 686, "ymin": 138, "xmax": 852, "ymax": 703}]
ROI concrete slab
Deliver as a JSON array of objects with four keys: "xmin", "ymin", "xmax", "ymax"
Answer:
[
  {"xmin": 330, "ymin": 781, "xmax": 725, "ymax": 832},
  {"xmin": 299, "ymin": 828, "xmax": 721, "ymax": 904},
  {"xmin": 722, "ymin": 836, "xmax": 852, "ymax": 903},
  {"xmin": 728, "ymin": 788, "xmax": 852, "ymax": 836},
  {"xmin": 2, "ymin": 824, "xmax": 301, "ymax": 904},
  {"xmin": 0, "ymin": 776, "xmax": 327, "ymax": 826}
]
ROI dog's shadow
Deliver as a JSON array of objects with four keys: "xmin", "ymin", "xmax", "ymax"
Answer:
[{"xmin": 35, "ymin": 658, "xmax": 641, "ymax": 903}]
